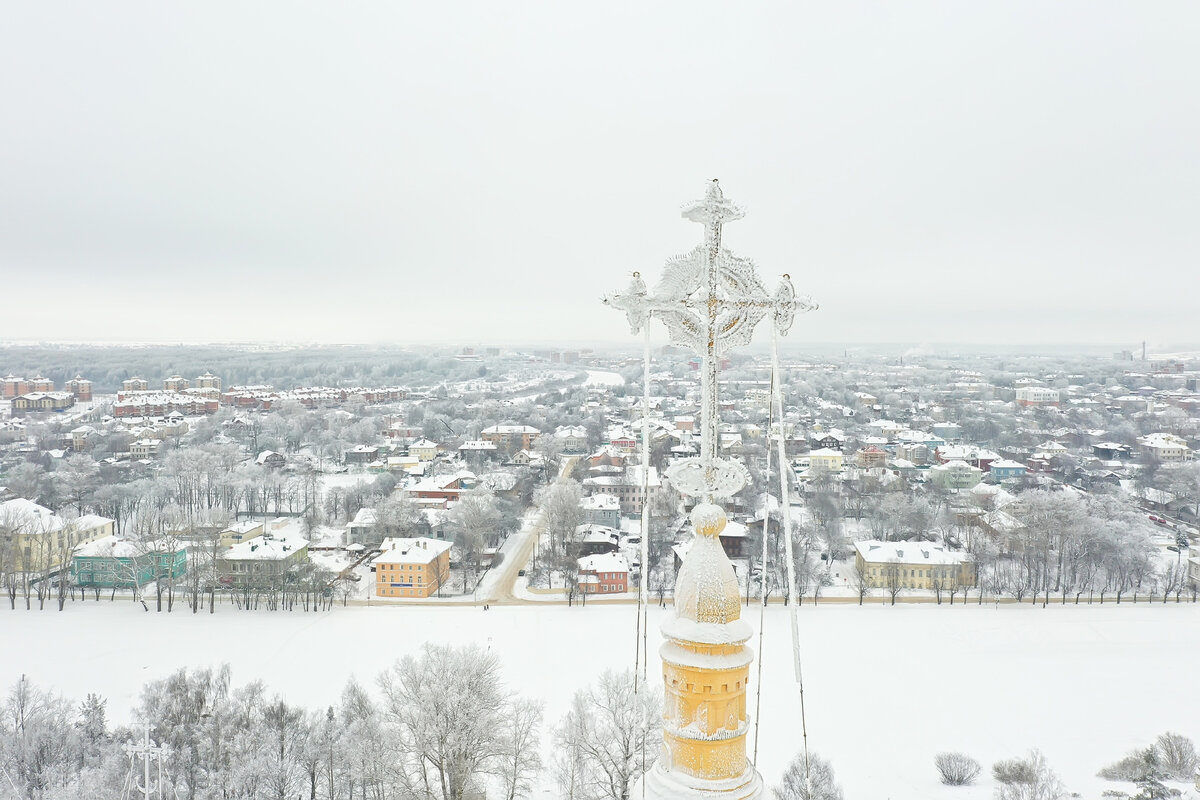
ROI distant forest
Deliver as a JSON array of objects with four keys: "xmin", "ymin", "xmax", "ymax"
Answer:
[{"xmin": 0, "ymin": 345, "xmax": 508, "ymax": 392}]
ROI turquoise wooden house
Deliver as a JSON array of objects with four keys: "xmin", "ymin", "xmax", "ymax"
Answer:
[{"xmin": 72, "ymin": 535, "xmax": 187, "ymax": 587}]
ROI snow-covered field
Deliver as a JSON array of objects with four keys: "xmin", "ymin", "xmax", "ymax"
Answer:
[{"xmin": 4, "ymin": 602, "xmax": 1199, "ymax": 799}]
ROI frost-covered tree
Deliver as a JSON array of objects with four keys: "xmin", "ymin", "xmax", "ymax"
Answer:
[
  {"xmin": 0, "ymin": 677, "xmax": 77, "ymax": 800},
  {"xmin": 379, "ymin": 642, "xmax": 525, "ymax": 800},
  {"xmin": 553, "ymin": 670, "xmax": 661, "ymax": 800},
  {"xmin": 499, "ymin": 698, "xmax": 544, "ymax": 800},
  {"xmin": 773, "ymin": 751, "xmax": 844, "ymax": 800},
  {"xmin": 992, "ymin": 749, "xmax": 1064, "ymax": 800}
]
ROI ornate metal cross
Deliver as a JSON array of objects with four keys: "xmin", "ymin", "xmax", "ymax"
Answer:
[{"xmin": 605, "ymin": 180, "xmax": 816, "ymax": 502}]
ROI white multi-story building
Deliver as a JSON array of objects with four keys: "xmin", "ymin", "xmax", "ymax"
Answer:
[
  {"xmin": 1015, "ymin": 387, "xmax": 1060, "ymax": 407},
  {"xmin": 1138, "ymin": 433, "xmax": 1191, "ymax": 463}
]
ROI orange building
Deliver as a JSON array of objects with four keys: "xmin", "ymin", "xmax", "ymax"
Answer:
[
  {"xmin": 577, "ymin": 552, "xmax": 629, "ymax": 593},
  {"xmin": 65, "ymin": 376, "xmax": 93, "ymax": 401},
  {"xmin": 371, "ymin": 537, "xmax": 452, "ymax": 598}
]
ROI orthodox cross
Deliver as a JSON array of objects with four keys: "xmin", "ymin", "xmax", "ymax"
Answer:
[
  {"xmin": 605, "ymin": 180, "xmax": 816, "ymax": 502},
  {"xmin": 123, "ymin": 724, "xmax": 165, "ymax": 800}
]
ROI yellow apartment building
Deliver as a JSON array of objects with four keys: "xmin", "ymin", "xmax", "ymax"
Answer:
[
  {"xmin": 854, "ymin": 539, "xmax": 976, "ymax": 590},
  {"xmin": 0, "ymin": 499, "xmax": 113, "ymax": 572},
  {"xmin": 372, "ymin": 536, "xmax": 452, "ymax": 598}
]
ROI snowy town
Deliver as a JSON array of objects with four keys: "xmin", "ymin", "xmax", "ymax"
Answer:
[
  {"xmin": 4, "ymin": 2, "xmax": 1200, "ymax": 798},
  {"xmin": 2, "ymin": 348, "xmax": 1198, "ymax": 613},
  {"xmin": 2, "ymin": 341, "xmax": 1200, "ymax": 799}
]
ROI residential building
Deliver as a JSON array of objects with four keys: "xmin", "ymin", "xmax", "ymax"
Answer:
[
  {"xmin": 929, "ymin": 460, "xmax": 983, "ymax": 490},
  {"xmin": 64, "ymin": 376, "xmax": 93, "ymax": 401},
  {"xmin": 810, "ymin": 430, "xmax": 846, "ymax": 451},
  {"xmin": 458, "ymin": 440, "xmax": 499, "ymax": 459},
  {"xmin": 387, "ymin": 456, "xmax": 422, "ymax": 474},
  {"xmin": 807, "ymin": 448, "xmax": 844, "ymax": 472},
  {"xmin": 346, "ymin": 508, "xmax": 378, "ymax": 546},
  {"xmin": 71, "ymin": 426, "xmax": 97, "ymax": 452},
  {"xmin": 371, "ymin": 536, "xmax": 452, "ymax": 598},
  {"xmin": 343, "ymin": 445, "xmax": 380, "ymax": 464},
  {"xmin": 988, "ymin": 459, "xmax": 1028, "ymax": 481},
  {"xmin": 11, "ymin": 392, "xmax": 75, "ymax": 414},
  {"xmin": 219, "ymin": 521, "xmax": 265, "ymax": 547},
  {"xmin": 481, "ymin": 424, "xmax": 541, "ymax": 451},
  {"xmin": 72, "ymin": 536, "xmax": 187, "ymax": 587},
  {"xmin": 163, "ymin": 375, "xmax": 190, "ymax": 391},
  {"xmin": 256, "ymin": 450, "xmax": 286, "ymax": 468},
  {"xmin": 404, "ymin": 473, "xmax": 471, "ymax": 504},
  {"xmin": 409, "ymin": 439, "xmax": 439, "ymax": 462},
  {"xmin": 195, "ymin": 371, "xmax": 222, "ymax": 391},
  {"xmin": 553, "ymin": 425, "xmax": 589, "ymax": 453},
  {"xmin": 122, "ymin": 377, "xmax": 150, "ymax": 392},
  {"xmin": 1015, "ymin": 387, "xmax": 1061, "ymax": 407},
  {"xmin": 853, "ymin": 540, "xmax": 976, "ymax": 590},
  {"xmin": 217, "ymin": 533, "xmax": 309, "ymax": 586},
  {"xmin": 113, "ymin": 392, "xmax": 218, "ymax": 417},
  {"xmin": 1138, "ymin": 433, "xmax": 1191, "ymax": 462},
  {"xmin": 577, "ymin": 552, "xmax": 629, "ymax": 593},
  {"xmin": 3, "ymin": 375, "xmax": 29, "ymax": 398},
  {"xmin": 580, "ymin": 493, "xmax": 621, "ymax": 528},
  {"xmin": 130, "ymin": 439, "xmax": 163, "ymax": 460},
  {"xmin": 935, "ymin": 446, "xmax": 999, "ymax": 472},
  {"xmin": 0, "ymin": 500, "xmax": 112, "ymax": 572},
  {"xmin": 574, "ymin": 524, "xmax": 621, "ymax": 556},
  {"xmin": 854, "ymin": 446, "xmax": 888, "ymax": 469},
  {"xmin": 581, "ymin": 465, "xmax": 669, "ymax": 514}
]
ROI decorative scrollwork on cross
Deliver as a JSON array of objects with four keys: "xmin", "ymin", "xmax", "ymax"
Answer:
[{"xmin": 604, "ymin": 180, "xmax": 817, "ymax": 500}]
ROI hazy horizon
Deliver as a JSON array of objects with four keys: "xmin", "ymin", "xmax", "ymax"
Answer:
[{"xmin": 3, "ymin": 2, "xmax": 1197, "ymax": 348}]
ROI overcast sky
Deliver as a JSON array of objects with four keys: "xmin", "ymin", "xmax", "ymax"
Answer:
[{"xmin": 2, "ymin": 3, "xmax": 1196, "ymax": 350}]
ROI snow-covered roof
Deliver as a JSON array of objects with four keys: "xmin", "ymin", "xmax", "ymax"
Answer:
[
  {"xmin": 0, "ymin": 498, "xmax": 65, "ymax": 533},
  {"xmin": 581, "ymin": 493, "xmax": 620, "ymax": 511},
  {"xmin": 989, "ymin": 459, "xmax": 1027, "ymax": 470},
  {"xmin": 223, "ymin": 535, "xmax": 307, "ymax": 561},
  {"xmin": 481, "ymin": 424, "xmax": 540, "ymax": 434},
  {"xmin": 75, "ymin": 535, "xmax": 181, "ymax": 558},
  {"xmin": 854, "ymin": 540, "xmax": 970, "ymax": 566},
  {"xmin": 575, "ymin": 524, "xmax": 620, "ymax": 544},
  {"xmin": 577, "ymin": 552, "xmax": 629, "ymax": 575},
  {"xmin": 371, "ymin": 537, "xmax": 451, "ymax": 566}
]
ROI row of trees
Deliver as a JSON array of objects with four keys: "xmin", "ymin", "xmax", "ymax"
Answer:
[{"xmin": 0, "ymin": 649, "xmax": 662, "ymax": 800}]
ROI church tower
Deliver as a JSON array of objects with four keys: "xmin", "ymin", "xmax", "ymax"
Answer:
[
  {"xmin": 607, "ymin": 181, "xmax": 815, "ymax": 799},
  {"xmin": 640, "ymin": 502, "xmax": 763, "ymax": 798}
]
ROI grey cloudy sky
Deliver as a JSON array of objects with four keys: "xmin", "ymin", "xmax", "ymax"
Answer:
[{"xmin": 2, "ymin": 2, "xmax": 1197, "ymax": 349}]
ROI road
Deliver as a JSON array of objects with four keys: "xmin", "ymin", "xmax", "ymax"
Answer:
[{"xmin": 485, "ymin": 455, "xmax": 579, "ymax": 605}]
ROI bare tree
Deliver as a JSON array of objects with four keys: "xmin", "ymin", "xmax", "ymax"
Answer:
[
  {"xmin": 884, "ymin": 559, "xmax": 903, "ymax": 606},
  {"xmin": 850, "ymin": 560, "xmax": 871, "ymax": 605},
  {"xmin": 934, "ymin": 752, "xmax": 981, "ymax": 785}
]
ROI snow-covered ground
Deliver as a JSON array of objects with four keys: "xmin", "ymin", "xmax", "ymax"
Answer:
[
  {"xmin": 4, "ymin": 602, "xmax": 1199, "ymax": 798},
  {"xmin": 583, "ymin": 369, "xmax": 624, "ymax": 387}
]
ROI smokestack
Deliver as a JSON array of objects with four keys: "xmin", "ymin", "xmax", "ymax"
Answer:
[{"xmin": 1142, "ymin": 340, "xmax": 1147, "ymax": 361}]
